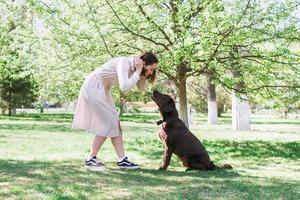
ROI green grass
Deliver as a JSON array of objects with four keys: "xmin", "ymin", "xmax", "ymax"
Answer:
[{"xmin": 0, "ymin": 111, "xmax": 299, "ymax": 200}]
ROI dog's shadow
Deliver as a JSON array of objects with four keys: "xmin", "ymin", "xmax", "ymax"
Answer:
[
  {"xmin": 110, "ymin": 167, "xmax": 241, "ymax": 179},
  {"xmin": 145, "ymin": 168, "xmax": 239, "ymax": 177}
]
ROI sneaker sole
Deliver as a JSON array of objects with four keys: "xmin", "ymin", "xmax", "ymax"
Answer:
[
  {"xmin": 118, "ymin": 166, "xmax": 140, "ymax": 170},
  {"xmin": 85, "ymin": 165, "xmax": 106, "ymax": 171}
]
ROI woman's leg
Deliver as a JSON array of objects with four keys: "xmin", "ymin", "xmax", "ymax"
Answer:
[
  {"xmin": 111, "ymin": 132, "xmax": 139, "ymax": 169},
  {"xmin": 111, "ymin": 134, "xmax": 125, "ymax": 159},
  {"xmin": 89, "ymin": 135, "xmax": 107, "ymax": 158},
  {"xmin": 111, "ymin": 121, "xmax": 125, "ymax": 159},
  {"xmin": 111, "ymin": 123, "xmax": 139, "ymax": 169}
]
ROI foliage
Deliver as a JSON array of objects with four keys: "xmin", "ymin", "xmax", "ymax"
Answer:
[
  {"xmin": 0, "ymin": 1, "xmax": 38, "ymax": 115},
  {"xmin": 24, "ymin": 0, "xmax": 300, "ymax": 119}
]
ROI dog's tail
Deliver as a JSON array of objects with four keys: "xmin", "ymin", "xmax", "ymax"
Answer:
[
  {"xmin": 219, "ymin": 164, "xmax": 233, "ymax": 169},
  {"xmin": 212, "ymin": 162, "xmax": 233, "ymax": 170}
]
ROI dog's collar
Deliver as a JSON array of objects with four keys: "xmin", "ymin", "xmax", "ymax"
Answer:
[
  {"xmin": 156, "ymin": 118, "xmax": 177, "ymax": 126},
  {"xmin": 156, "ymin": 120, "xmax": 164, "ymax": 126}
]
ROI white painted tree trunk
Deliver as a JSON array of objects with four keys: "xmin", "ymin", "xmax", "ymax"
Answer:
[
  {"xmin": 178, "ymin": 86, "xmax": 189, "ymax": 128},
  {"xmin": 208, "ymin": 101, "xmax": 218, "ymax": 124},
  {"xmin": 207, "ymin": 76, "xmax": 218, "ymax": 124},
  {"xmin": 11, "ymin": 108, "xmax": 16, "ymax": 116},
  {"xmin": 232, "ymin": 93, "xmax": 250, "ymax": 130},
  {"xmin": 177, "ymin": 67, "xmax": 189, "ymax": 128}
]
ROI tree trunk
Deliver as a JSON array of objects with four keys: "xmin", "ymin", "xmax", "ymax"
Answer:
[
  {"xmin": 217, "ymin": 103, "xmax": 224, "ymax": 117},
  {"xmin": 232, "ymin": 71, "xmax": 250, "ymax": 130},
  {"xmin": 178, "ymin": 78, "xmax": 189, "ymax": 128},
  {"xmin": 284, "ymin": 110, "xmax": 288, "ymax": 119},
  {"xmin": 250, "ymin": 105, "xmax": 256, "ymax": 114},
  {"xmin": 11, "ymin": 108, "xmax": 16, "ymax": 116},
  {"xmin": 8, "ymin": 107, "xmax": 11, "ymax": 116},
  {"xmin": 207, "ymin": 76, "xmax": 218, "ymax": 124},
  {"xmin": 177, "ymin": 64, "xmax": 189, "ymax": 128},
  {"xmin": 232, "ymin": 93, "xmax": 250, "ymax": 130},
  {"xmin": 8, "ymin": 87, "xmax": 12, "ymax": 116}
]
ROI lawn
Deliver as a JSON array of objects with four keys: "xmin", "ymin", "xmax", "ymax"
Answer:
[{"xmin": 0, "ymin": 111, "xmax": 299, "ymax": 200}]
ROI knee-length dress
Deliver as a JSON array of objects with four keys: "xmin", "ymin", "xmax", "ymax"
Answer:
[{"xmin": 72, "ymin": 57, "xmax": 146, "ymax": 137}]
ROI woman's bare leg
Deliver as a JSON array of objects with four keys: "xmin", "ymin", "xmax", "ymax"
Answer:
[
  {"xmin": 111, "ymin": 134, "xmax": 125, "ymax": 159},
  {"xmin": 111, "ymin": 121, "xmax": 125, "ymax": 159},
  {"xmin": 111, "ymin": 123, "xmax": 139, "ymax": 169},
  {"xmin": 89, "ymin": 135, "xmax": 107, "ymax": 158}
]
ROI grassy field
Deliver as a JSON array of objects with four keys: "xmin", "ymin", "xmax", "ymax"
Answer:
[{"xmin": 0, "ymin": 111, "xmax": 299, "ymax": 200}]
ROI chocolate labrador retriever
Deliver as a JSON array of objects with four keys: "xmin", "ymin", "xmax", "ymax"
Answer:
[{"xmin": 152, "ymin": 90, "xmax": 232, "ymax": 171}]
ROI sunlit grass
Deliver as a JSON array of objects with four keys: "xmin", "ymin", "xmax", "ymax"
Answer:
[{"xmin": 0, "ymin": 111, "xmax": 299, "ymax": 199}]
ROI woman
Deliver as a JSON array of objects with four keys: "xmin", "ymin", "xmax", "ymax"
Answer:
[{"xmin": 72, "ymin": 52, "xmax": 158, "ymax": 170}]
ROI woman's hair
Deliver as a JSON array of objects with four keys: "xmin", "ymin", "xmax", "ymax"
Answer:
[
  {"xmin": 140, "ymin": 52, "xmax": 158, "ymax": 65},
  {"xmin": 140, "ymin": 52, "xmax": 158, "ymax": 83},
  {"xmin": 147, "ymin": 69, "xmax": 156, "ymax": 83}
]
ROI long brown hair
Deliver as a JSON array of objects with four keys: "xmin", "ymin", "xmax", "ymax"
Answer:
[
  {"xmin": 140, "ymin": 52, "xmax": 158, "ymax": 83},
  {"xmin": 147, "ymin": 69, "xmax": 156, "ymax": 83}
]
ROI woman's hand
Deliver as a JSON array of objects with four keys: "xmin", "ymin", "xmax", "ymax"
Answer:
[
  {"xmin": 134, "ymin": 57, "xmax": 144, "ymax": 73},
  {"xmin": 159, "ymin": 122, "xmax": 167, "ymax": 141}
]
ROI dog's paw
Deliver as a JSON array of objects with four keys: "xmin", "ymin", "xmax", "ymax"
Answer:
[{"xmin": 158, "ymin": 167, "xmax": 166, "ymax": 171}]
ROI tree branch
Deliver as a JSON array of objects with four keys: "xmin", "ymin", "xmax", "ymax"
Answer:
[
  {"xmin": 157, "ymin": 69, "xmax": 177, "ymax": 84},
  {"xmin": 86, "ymin": 0, "xmax": 114, "ymax": 57},
  {"xmin": 105, "ymin": 0, "xmax": 170, "ymax": 51},
  {"xmin": 135, "ymin": 1, "xmax": 173, "ymax": 46}
]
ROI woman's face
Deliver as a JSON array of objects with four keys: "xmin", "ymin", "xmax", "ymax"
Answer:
[{"xmin": 143, "ymin": 63, "xmax": 158, "ymax": 77}]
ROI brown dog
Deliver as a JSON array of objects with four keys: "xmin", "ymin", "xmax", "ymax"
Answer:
[{"xmin": 152, "ymin": 90, "xmax": 232, "ymax": 171}]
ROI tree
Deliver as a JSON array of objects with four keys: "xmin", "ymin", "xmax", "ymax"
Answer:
[
  {"xmin": 195, "ymin": 0, "xmax": 300, "ymax": 129},
  {"xmin": 28, "ymin": 0, "xmax": 300, "ymax": 129},
  {"xmin": 28, "ymin": 0, "xmax": 222, "ymax": 127},
  {"xmin": 0, "ymin": 1, "xmax": 38, "ymax": 115}
]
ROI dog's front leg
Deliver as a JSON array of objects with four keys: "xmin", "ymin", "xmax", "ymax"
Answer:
[{"xmin": 159, "ymin": 146, "xmax": 173, "ymax": 170}]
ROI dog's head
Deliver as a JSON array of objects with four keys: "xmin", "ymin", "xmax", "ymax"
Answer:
[{"xmin": 152, "ymin": 90, "xmax": 177, "ymax": 114}]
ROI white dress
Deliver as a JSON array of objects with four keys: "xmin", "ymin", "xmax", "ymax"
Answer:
[{"xmin": 72, "ymin": 57, "xmax": 146, "ymax": 137}]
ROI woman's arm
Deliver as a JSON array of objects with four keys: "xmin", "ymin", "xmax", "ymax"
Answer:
[
  {"xmin": 159, "ymin": 122, "xmax": 167, "ymax": 141},
  {"xmin": 116, "ymin": 58, "xmax": 142, "ymax": 92}
]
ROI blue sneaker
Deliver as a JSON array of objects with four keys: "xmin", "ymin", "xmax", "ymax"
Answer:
[{"xmin": 117, "ymin": 157, "xmax": 140, "ymax": 169}]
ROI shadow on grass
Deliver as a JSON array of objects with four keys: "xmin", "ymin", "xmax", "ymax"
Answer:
[
  {"xmin": 0, "ymin": 159, "xmax": 237, "ymax": 199},
  {"xmin": 251, "ymin": 121, "xmax": 300, "ymax": 125},
  {"xmin": 0, "ymin": 112, "xmax": 159, "ymax": 124},
  {"xmin": 195, "ymin": 118, "xmax": 300, "ymax": 125},
  {"xmin": 1, "ymin": 112, "xmax": 299, "ymax": 125},
  {"xmin": 0, "ymin": 123, "xmax": 72, "ymax": 132},
  {"xmin": 0, "ymin": 113, "xmax": 73, "ymax": 123},
  {"xmin": 127, "ymin": 138, "xmax": 300, "ymax": 163},
  {"xmin": 0, "ymin": 159, "xmax": 299, "ymax": 200},
  {"xmin": 121, "ymin": 113, "xmax": 159, "ymax": 123},
  {"xmin": 0, "ymin": 123, "xmax": 157, "ymax": 134},
  {"xmin": 203, "ymin": 140, "xmax": 300, "ymax": 161}
]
